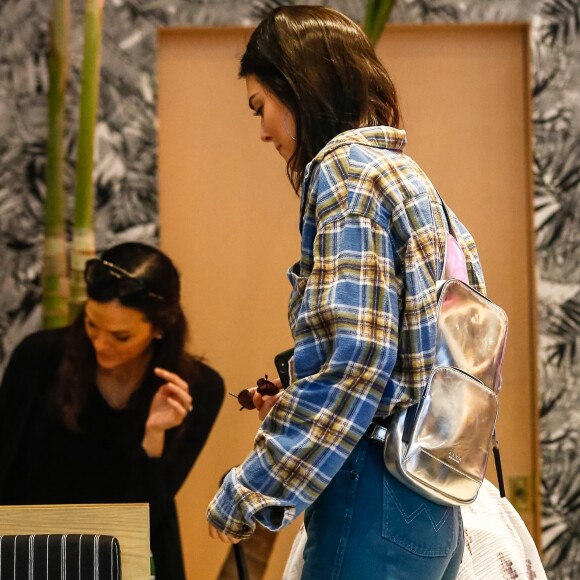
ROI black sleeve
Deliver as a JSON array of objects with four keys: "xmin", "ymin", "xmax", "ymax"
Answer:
[
  {"xmin": 0, "ymin": 328, "xmax": 66, "ymax": 497},
  {"xmin": 124, "ymin": 360, "xmax": 225, "ymax": 522},
  {"xmin": 165, "ymin": 361, "xmax": 226, "ymax": 492}
]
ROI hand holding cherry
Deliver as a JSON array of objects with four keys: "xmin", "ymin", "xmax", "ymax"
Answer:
[{"xmin": 229, "ymin": 375, "xmax": 280, "ymax": 410}]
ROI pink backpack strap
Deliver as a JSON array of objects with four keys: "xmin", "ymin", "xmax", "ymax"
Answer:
[
  {"xmin": 444, "ymin": 233, "xmax": 469, "ymax": 283},
  {"xmin": 436, "ymin": 190, "xmax": 469, "ymax": 284}
]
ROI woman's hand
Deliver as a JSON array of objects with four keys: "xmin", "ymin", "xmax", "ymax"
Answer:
[
  {"xmin": 208, "ymin": 522, "xmax": 242, "ymax": 544},
  {"xmin": 252, "ymin": 377, "xmax": 283, "ymax": 420},
  {"xmin": 142, "ymin": 368, "xmax": 193, "ymax": 457}
]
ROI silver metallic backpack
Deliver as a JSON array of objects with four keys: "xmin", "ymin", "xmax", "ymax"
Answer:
[{"xmin": 382, "ymin": 204, "xmax": 508, "ymax": 506}]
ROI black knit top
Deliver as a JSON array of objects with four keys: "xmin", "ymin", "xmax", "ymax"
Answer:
[{"xmin": 0, "ymin": 327, "xmax": 224, "ymax": 580}]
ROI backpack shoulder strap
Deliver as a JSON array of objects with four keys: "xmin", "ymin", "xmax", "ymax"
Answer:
[{"xmin": 434, "ymin": 191, "xmax": 469, "ymax": 284}]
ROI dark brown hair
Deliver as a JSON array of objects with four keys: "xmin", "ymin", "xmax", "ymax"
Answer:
[
  {"xmin": 55, "ymin": 242, "xmax": 197, "ymax": 431},
  {"xmin": 239, "ymin": 5, "xmax": 400, "ymax": 191}
]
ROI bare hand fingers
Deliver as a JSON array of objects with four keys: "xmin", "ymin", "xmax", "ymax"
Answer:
[
  {"xmin": 208, "ymin": 522, "xmax": 222, "ymax": 541},
  {"xmin": 155, "ymin": 367, "xmax": 188, "ymax": 390},
  {"xmin": 250, "ymin": 387, "xmax": 261, "ymax": 409},
  {"xmin": 158, "ymin": 384, "xmax": 193, "ymax": 414},
  {"xmin": 208, "ymin": 523, "xmax": 241, "ymax": 544},
  {"xmin": 155, "ymin": 371, "xmax": 193, "ymax": 412},
  {"xmin": 256, "ymin": 393, "xmax": 281, "ymax": 421},
  {"xmin": 166, "ymin": 395, "xmax": 190, "ymax": 417},
  {"xmin": 208, "ymin": 523, "xmax": 216, "ymax": 539}
]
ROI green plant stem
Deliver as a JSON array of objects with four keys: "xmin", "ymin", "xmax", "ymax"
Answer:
[
  {"xmin": 43, "ymin": 0, "xmax": 70, "ymax": 328},
  {"xmin": 364, "ymin": 0, "xmax": 397, "ymax": 47},
  {"xmin": 70, "ymin": 0, "xmax": 104, "ymax": 318}
]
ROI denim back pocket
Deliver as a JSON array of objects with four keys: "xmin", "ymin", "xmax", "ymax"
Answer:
[{"xmin": 382, "ymin": 470, "xmax": 458, "ymax": 557}]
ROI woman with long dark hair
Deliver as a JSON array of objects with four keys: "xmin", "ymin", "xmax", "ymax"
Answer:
[
  {"xmin": 207, "ymin": 6, "xmax": 480, "ymax": 579},
  {"xmin": 0, "ymin": 242, "xmax": 224, "ymax": 580}
]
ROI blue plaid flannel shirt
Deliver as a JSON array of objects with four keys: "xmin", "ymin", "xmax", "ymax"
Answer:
[{"xmin": 207, "ymin": 126, "xmax": 486, "ymax": 538}]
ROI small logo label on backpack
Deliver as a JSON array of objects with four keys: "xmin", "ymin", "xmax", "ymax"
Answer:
[{"xmin": 448, "ymin": 451, "xmax": 462, "ymax": 464}]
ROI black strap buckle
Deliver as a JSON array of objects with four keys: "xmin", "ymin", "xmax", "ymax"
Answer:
[{"xmin": 366, "ymin": 422, "xmax": 388, "ymax": 443}]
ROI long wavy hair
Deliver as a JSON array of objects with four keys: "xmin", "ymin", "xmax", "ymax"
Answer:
[
  {"xmin": 55, "ymin": 242, "xmax": 197, "ymax": 431},
  {"xmin": 239, "ymin": 5, "xmax": 401, "ymax": 192}
]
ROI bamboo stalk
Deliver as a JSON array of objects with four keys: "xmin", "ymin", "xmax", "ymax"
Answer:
[
  {"xmin": 43, "ymin": 0, "xmax": 70, "ymax": 328},
  {"xmin": 364, "ymin": 0, "xmax": 397, "ymax": 47},
  {"xmin": 70, "ymin": 0, "xmax": 105, "ymax": 318}
]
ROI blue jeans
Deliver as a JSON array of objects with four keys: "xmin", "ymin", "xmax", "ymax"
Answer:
[{"xmin": 301, "ymin": 436, "xmax": 464, "ymax": 580}]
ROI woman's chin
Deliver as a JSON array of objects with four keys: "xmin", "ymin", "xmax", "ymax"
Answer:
[{"xmin": 96, "ymin": 356, "xmax": 120, "ymax": 369}]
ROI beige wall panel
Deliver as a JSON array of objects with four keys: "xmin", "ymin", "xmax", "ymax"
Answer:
[
  {"xmin": 157, "ymin": 24, "xmax": 537, "ymax": 579},
  {"xmin": 157, "ymin": 28, "xmax": 299, "ymax": 580}
]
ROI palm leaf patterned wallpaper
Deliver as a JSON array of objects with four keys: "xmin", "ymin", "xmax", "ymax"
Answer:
[{"xmin": 0, "ymin": 0, "xmax": 578, "ymax": 577}]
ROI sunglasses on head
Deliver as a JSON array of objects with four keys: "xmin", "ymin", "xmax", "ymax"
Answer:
[{"xmin": 84, "ymin": 259, "xmax": 165, "ymax": 302}]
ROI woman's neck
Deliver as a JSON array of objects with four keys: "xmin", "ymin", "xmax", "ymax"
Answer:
[{"xmin": 96, "ymin": 350, "xmax": 153, "ymax": 409}]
